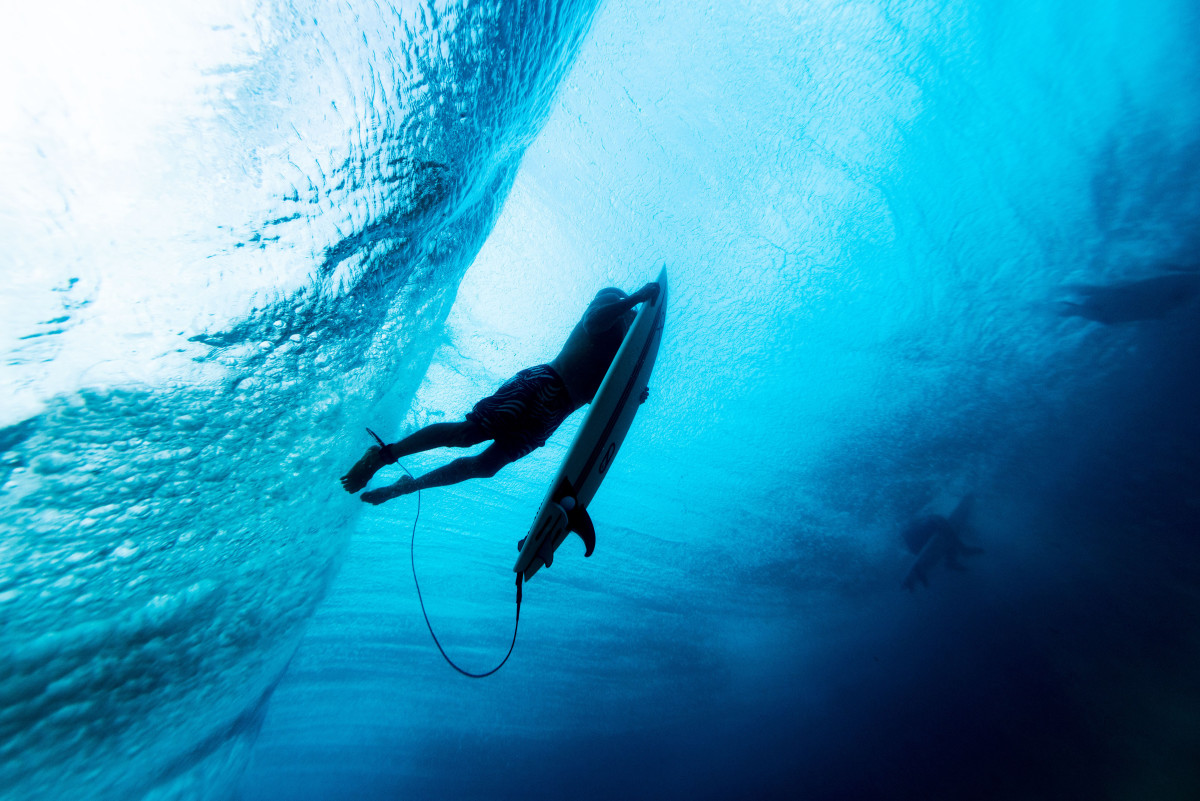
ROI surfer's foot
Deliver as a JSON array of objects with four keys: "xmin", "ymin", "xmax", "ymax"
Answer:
[
  {"xmin": 361, "ymin": 476, "xmax": 417, "ymax": 505},
  {"xmin": 340, "ymin": 446, "xmax": 386, "ymax": 493}
]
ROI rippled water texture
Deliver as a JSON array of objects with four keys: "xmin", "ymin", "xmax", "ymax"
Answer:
[{"xmin": 4, "ymin": 0, "xmax": 1200, "ymax": 799}]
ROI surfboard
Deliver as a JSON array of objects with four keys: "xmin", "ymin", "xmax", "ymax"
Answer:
[{"xmin": 514, "ymin": 267, "xmax": 668, "ymax": 581}]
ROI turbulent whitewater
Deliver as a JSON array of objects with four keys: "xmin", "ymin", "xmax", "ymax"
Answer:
[{"xmin": 1, "ymin": 2, "xmax": 600, "ymax": 797}]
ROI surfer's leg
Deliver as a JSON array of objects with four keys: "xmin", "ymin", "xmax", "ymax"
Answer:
[
  {"xmin": 360, "ymin": 444, "xmax": 515, "ymax": 504},
  {"xmin": 387, "ymin": 421, "xmax": 489, "ymax": 458},
  {"xmin": 341, "ymin": 421, "xmax": 488, "ymax": 494}
]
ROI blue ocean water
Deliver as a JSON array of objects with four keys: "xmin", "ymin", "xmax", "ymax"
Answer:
[{"xmin": 2, "ymin": 0, "xmax": 1199, "ymax": 799}]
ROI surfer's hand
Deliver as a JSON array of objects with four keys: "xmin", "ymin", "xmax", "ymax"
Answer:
[
  {"xmin": 639, "ymin": 387, "xmax": 649, "ymax": 404},
  {"xmin": 633, "ymin": 282, "xmax": 660, "ymax": 305}
]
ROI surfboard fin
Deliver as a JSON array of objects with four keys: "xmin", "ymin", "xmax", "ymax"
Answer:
[{"xmin": 567, "ymin": 506, "xmax": 596, "ymax": 557}]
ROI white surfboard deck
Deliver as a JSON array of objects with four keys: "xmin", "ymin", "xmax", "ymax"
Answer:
[{"xmin": 514, "ymin": 268, "xmax": 668, "ymax": 581}]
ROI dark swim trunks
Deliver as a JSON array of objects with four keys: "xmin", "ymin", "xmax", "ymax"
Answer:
[{"xmin": 466, "ymin": 364, "xmax": 575, "ymax": 459}]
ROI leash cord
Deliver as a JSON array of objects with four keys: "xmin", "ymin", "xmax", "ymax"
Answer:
[{"xmin": 397, "ymin": 460, "xmax": 522, "ymax": 678}]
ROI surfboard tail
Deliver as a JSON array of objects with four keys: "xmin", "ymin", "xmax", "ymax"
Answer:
[
  {"xmin": 517, "ymin": 498, "xmax": 598, "ymax": 580},
  {"xmin": 902, "ymin": 564, "xmax": 926, "ymax": 591}
]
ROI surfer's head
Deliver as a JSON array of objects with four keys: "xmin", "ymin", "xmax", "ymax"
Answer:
[
  {"xmin": 595, "ymin": 287, "xmax": 636, "ymax": 330},
  {"xmin": 592, "ymin": 286, "xmax": 633, "ymax": 330}
]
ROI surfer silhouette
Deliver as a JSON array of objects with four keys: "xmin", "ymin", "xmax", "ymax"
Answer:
[
  {"xmin": 1057, "ymin": 270, "xmax": 1200, "ymax": 324},
  {"xmin": 901, "ymin": 494, "xmax": 984, "ymax": 590},
  {"xmin": 341, "ymin": 282, "xmax": 661, "ymax": 504}
]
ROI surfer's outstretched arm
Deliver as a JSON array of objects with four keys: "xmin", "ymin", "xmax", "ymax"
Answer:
[{"xmin": 360, "ymin": 445, "xmax": 514, "ymax": 505}]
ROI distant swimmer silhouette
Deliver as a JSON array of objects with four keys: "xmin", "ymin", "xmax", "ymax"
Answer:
[
  {"xmin": 341, "ymin": 282, "xmax": 661, "ymax": 504},
  {"xmin": 902, "ymin": 494, "xmax": 983, "ymax": 591},
  {"xmin": 1057, "ymin": 271, "xmax": 1200, "ymax": 324}
]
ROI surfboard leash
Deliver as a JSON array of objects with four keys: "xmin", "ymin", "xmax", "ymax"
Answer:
[{"xmin": 396, "ymin": 459, "xmax": 523, "ymax": 678}]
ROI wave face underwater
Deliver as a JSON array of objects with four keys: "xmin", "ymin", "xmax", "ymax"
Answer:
[
  {"xmin": 3, "ymin": 0, "xmax": 1200, "ymax": 799},
  {"xmin": 0, "ymin": 1, "xmax": 600, "ymax": 798}
]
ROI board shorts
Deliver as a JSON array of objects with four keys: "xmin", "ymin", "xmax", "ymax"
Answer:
[{"xmin": 466, "ymin": 364, "xmax": 575, "ymax": 459}]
